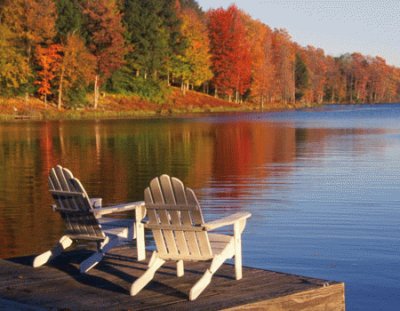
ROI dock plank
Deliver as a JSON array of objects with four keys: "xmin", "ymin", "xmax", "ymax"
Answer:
[{"xmin": 0, "ymin": 245, "xmax": 345, "ymax": 310}]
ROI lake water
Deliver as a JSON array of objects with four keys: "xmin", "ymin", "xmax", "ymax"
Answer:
[{"xmin": 1, "ymin": 104, "xmax": 400, "ymax": 310}]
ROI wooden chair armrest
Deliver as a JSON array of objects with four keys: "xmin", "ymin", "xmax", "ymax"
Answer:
[
  {"xmin": 204, "ymin": 212, "xmax": 251, "ymax": 231},
  {"xmin": 93, "ymin": 201, "xmax": 145, "ymax": 216}
]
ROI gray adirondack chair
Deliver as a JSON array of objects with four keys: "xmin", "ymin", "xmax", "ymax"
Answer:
[
  {"xmin": 130, "ymin": 174, "xmax": 251, "ymax": 300},
  {"xmin": 33, "ymin": 165, "xmax": 146, "ymax": 273}
]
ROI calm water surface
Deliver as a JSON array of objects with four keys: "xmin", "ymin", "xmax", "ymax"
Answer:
[{"xmin": 1, "ymin": 104, "xmax": 400, "ymax": 310}]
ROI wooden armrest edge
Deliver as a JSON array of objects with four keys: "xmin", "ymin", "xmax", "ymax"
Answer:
[
  {"xmin": 204, "ymin": 212, "xmax": 251, "ymax": 230},
  {"xmin": 93, "ymin": 201, "xmax": 145, "ymax": 216}
]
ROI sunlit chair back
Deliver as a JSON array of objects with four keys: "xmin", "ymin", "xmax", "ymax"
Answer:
[{"xmin": 144, "ymin": 174, "xmax": 213, "ymax": 260}]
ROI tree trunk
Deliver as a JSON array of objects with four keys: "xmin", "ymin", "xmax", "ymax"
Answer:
[
  {"xmin": 181, "ymin": 81, "xmax": 186, "ymax": 95},
  {"xmin": 260, "ymin": 95, "xmax": 264, "ymax": 111},
  {"xmin": 58, "ymin": 66, "xmax": 65, "ymax": 110},
  {"xmin": 94, "ymin": 75, "xmax": 99, "ymax": 109}
]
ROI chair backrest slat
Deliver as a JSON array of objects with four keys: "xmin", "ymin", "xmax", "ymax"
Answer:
[
  {"xmin": 185, "ymin": 187, "xmax": 212, "ymax": 257},
  {"xmin": 145, "ymin": 175, "xmax": 212, "ymax": 260},
  {"xmin": 149, "ymin": 177, "xmax": 179, "ymax": 257},
  {"xmin": 161, "ymin": 176, "xmax": 190, "ymax": 257},
  {"xmin": 145, "ymin": 187, "xmax": 168, "ymax": 254},
  {"xmin": 49, "ymin": 165, "xmax": 105, "ymax": 239}
]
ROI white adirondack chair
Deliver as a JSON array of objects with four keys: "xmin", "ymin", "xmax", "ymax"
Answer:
[
  {"xmin": 130, "ymin": 175, "xmax": 251, "ymax": 300},
  {"xmin": 33, "ymin": 165, "xmax": 146, "ymax": 273}
]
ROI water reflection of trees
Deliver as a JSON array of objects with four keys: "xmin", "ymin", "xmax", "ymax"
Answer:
[{"xmin": 0, "ymin": 120, "xmax": 380, "ymax": 258}]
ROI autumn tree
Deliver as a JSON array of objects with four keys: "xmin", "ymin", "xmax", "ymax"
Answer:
[
  {"xmin": 324, "ymin": 56, "xmax": 345, "ymax": 103},
  {"xmin": 2, "ymin": 0, "xmax": 57, "ymax": 56},
  {"xmin": 83, "ymin": 0, "xmax": 128, "ymax": 108},
  {"xmin": 2, "ymin": 0, "xmax": 59, "ymax": 101},
  {"xmin": 178, "ymin": 8, "xmax": 213, "ymax": 93},
  {"xmin": 243, "ymin": 14, "xmax": 274, "ymax": 107},
  {"xmin": 300, "ymin": 46, "xmax": 327, "ymax": 104},
  {"xmin": 368, "ymin": 56, "xmax": 389, "ymax": 103},
  {"xmin": 26, "ymin": 0, "xmax": 57, "ymax": 46},
  {"xmin": 207, "ymin": 5, "xmax": 251, "ymax": 102},
  {"xmin": 57, "ymin": 34, "xmax": 96, "ymax": 109},
  {"xmin": 271, "ymin": 29, "xmax": 295, "ymax": 104},
  {"xmin": 0, "ymin": 23, "xmax": 30, "ymax": 95},
  {"xmin": 351, "ymin": 53, "xmax": 369, "ymax": 102},
  {"xmin": 34, "ymin": 44, "xmax": 62, "ymax": 104}
]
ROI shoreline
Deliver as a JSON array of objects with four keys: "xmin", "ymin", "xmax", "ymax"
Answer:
[{"xmin": 1, "ymin": 89, "xmax": 394, "ymax": 122}]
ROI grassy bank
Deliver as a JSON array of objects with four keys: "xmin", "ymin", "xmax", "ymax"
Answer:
[{"xmin": 0, "ymin": 89, "xmax": 308, "ymax": 121}]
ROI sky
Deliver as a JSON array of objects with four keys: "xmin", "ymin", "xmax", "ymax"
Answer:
[{"xmin": 196, "ymin": 0, "xmax": 400, "ymax": 67}]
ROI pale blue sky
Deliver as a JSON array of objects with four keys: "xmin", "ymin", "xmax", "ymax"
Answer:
[{"xmin": 197, "ymin": 0, "xmax": 400, "ymax": 67}]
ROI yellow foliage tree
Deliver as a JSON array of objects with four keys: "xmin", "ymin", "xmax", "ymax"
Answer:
[
  {"xmin": 180, "ymin": 8, "xmax": 213, "ymax": 93},
  {"xmin": 0, "ymin": 24, "xmax": 30, "ymax": 94},
  {"xmin": 57, "ymin": 34, "xmax": 96, "ymax": 109}
]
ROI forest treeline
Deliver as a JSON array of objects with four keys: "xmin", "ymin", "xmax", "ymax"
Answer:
[{"xmin": 0, "ymin": 0, "xmax": 399, "ymax": 109}]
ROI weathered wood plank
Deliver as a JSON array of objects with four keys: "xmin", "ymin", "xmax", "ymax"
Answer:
[
  {"xmin": 0, "ymin": 246, "xmax": 345, "ymax": 310},
  {"xmin": 224, "ymin": 283, "xmax": 345, "ymax": 311}
]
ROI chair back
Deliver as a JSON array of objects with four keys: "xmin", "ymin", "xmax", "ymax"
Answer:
[
  {"xmin": 144, "ymin": 175, "xmax": 213, "ymax": 261},
  {"xmin": 48, "ymin": 165, "xmax": 105, "ymax": 240}
]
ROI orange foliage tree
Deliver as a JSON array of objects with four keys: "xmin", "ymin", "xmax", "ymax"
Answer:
[
  {"xmin": 298, "ymin": 46, "xmax": 327, "ymax": 104},
  {"xmin": 242, "ymin": 14, "xmax": 274, "ymax": 107},
  {"xmin": 34, "ymin": 44, "xmax": 62, "ymax": 104},
  {"xmin": 271, "ymin": 29, "xmax": 295, "ymax": 104}
]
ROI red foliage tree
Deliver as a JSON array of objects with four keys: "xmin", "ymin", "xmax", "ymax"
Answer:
[
  {"xmin": 82, "ymin": 0, "xmax": 129, "ymax": 108},
  {"xmin": 207, "ymin": 5, "xmax": 251, "ymax": 102}
]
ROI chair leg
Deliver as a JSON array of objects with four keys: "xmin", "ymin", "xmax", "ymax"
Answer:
[
  {"xmin": 79, "ymin": 236, "xmax": 118, "ymax": 273},
  {"xmin": 147, "ymin": 251, "xmax": 157, "ymax": 267},
  {"xmin": 135, "ymin": 206, "xmax": 146, "ymax": 261},
  {"xmin": 177, "ymin": 260, "xmax": 184, "ymax": 277},
  {"xmin": 130, "ymin": 253, "xmax": 165, "ymax": 296},
  {"xmin": 234, "ymin": 220, "xmax": 245, "ymax": 280},
  {"xmin": 189, "ymin": 239, "xmax": 235, "ymax": 300},
  {"xmin": 33, "ymin": 235, "xmax": 73, "ymax": 268},
  {"xmin": 189, "ymin": 255, "xmax": 226, "ymax": 301}
]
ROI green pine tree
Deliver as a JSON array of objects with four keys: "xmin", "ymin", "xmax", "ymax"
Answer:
[
  {"xmin": 295, "ymin": 53, "xmax": 309, "ymax": 101},
  {"xmin": 55, "ymin": 0, "xmax": 83, "ymax": 42}
]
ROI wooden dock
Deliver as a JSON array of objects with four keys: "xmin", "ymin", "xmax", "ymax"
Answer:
[{"xmin": 0, "ymin": 246, "xmax": 345, "ymax": 310}]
